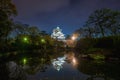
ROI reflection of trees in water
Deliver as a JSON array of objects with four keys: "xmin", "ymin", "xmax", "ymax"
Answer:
[
  {"xmin": 7, "ymin": 61, "xmax": 27, "ymax": 80},
  {"xmin": 2, "ymin": 51, "xmax": 120, "ymax": 80},
  {"xmin": 0, "ymin": 61, "xmax": 27, "ymax": 80},
  {"xmin": 0, "ymin": 51, "xmax": 54, "ymax": 80},
  {"xmin": 0, "ymin": 63, "xmax": 9, "ymax": 80},
  {"xmin": 23, "ymin": 57, "xmax": 50, "ymax": 74},
  {"xmin": 1, "ymin": 51, "xmax": 76, "ymax": 80},
  {"xmin": 23, "ymin": 51, "xmax": 75, "ymax": 73},
  {"xmin": 77, "ymin": 60, "xmax": 120, "ymax": 80}
]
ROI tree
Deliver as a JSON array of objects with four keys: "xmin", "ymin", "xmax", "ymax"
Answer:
[
  {"xmin": 0, "ymin": 10, "xmax": 12, "ymax": 39},
  {"xmin": 0, "ymin": 0, "xmax": 17, "ymax": 39},
  {"xmin": 12, "ymin": 22, "xmax": 29, "ymax": 36},
  {"xmin": 27, "ymin": 26, "xmax": 40, "ymax": 36},
  {"xmin": 106, "ymin": 11, "xmax": 120, "ymax": 35},
  {"xmin": 66, "ymin": 34, "xmax": 70, "ymax": 39},
  {"xmin": 0, "ymin": 0, "xmax": 17, "ymax": 16},
  {"xmin": 39, "ymin": 31, "xmax": 48, "ymax": 36},
  {"xmin": 85, "ymin": 8, "xmax": 120, "ymax": 37}
]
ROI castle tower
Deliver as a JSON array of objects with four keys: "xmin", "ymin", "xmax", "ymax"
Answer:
[{"xmin": 51, "ymin": 27, "xmax": 65, "ymax": 41}]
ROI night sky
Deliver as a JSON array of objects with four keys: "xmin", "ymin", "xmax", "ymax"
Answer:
[{"xmin": 13, "ymin": 0, "xmax": 120, "ymax": 35}]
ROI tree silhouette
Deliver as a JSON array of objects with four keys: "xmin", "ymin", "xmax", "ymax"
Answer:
[
  {"xmin": 84, "ymin": 8, "xmax": 120, "ymax": 37},
  {"xmin": 0, "ymin": 0, "xmax": 17, "ymax": 39}
]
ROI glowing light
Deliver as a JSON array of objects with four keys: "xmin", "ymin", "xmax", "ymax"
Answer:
[
  {"xmin": 24, "ymin": 37, "xmax": 27, "ymax": 41},
  {"xmin": 41, "ymin": 39, "xmax": 46, "ymax": 43},
  {"xmin": 72, "ymin": 57, "xmax": 77, "ymax": 66},
  {"xmin": 71, "ymin": 36, "xmax": 76, "ymax": 40},
  {"xmin": 23, "ymin": 37, "xmax": 29, "ymax": 43},
  {"xmin": 72, "ymin": 58, "xmax": 76, "ymax": 63},
  {"xmin": 23, "ymin": 58, "xmax": 27, "ymax": 64},
  {"xmin": 71, "ymin": 33, "xmax": 80, "ymax": 41}
]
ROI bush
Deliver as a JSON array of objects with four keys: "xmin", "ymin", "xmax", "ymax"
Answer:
[
  {"xmin": 89, "ymin": 54, "xmax": 105, "ymax": 60},
  {"xmin": 75, "ymin": 35, "xmax": 120, "ymax": 56}
]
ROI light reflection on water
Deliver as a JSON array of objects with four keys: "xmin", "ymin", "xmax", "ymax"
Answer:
[
  {"xmin": 0, "ymin": 51, "xmax": 120, "ymax": 80},
  {"xmin": 51, "ymin": 52, "xmax": 78, "ymax": 71},
  {"xmin": 51, "ymin": 55, "xmax": 66, "ymax": 71},
  {"xmin": 27, "ymin": 52, "xmax": 89, "ymax": 80}
]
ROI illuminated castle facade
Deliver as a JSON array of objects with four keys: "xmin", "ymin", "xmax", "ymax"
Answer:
[{"xmin": 51, "ymin": 27, "xmax": 65, "ymax": 41}]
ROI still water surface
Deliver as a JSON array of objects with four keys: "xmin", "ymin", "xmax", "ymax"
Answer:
[{"xmin": 0, "ymin": 51, "xmax": 120, "ymax": 80}]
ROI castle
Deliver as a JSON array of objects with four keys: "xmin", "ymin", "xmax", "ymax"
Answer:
[{"xmin": 51, "ymin": 27, "xmax": 65, "ymax": 41}]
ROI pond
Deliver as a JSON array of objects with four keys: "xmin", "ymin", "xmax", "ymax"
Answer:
[{"xmin": 0, "ymin": 51, "xmax": 120, "ymax": 80}]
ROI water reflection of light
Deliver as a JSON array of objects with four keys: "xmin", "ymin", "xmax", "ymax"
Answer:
[
  {"xmin": 72, "ymin": 57, "xmax": 77, "ymax": 66},
  {"xmin": 23, "ymin": 58, "xmax": 27, "ymax": 65},
  {"xmin": 72, "ymin": 58, "xmax": 76, "ymax": 64},
  {"xmin": 66, "ymin": 52, "xmax": 78, "ymax": 67},
  {"xmin": 51, "ymin": 55, "xmax": 66, "ymax": 71},
  {"xmin": 51, "ymin": 53, "xmax": 78, "ymax": 71}
]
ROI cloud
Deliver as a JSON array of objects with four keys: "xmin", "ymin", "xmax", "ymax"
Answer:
[
  {"xmin": 13, "ymin": 0, "xmax": 120, "ymax": 30},
  {"xmin": 13, "ymin": 0, "xmax": 70, "ymax": 17}
]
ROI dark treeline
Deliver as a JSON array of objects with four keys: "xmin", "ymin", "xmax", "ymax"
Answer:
[{"xmin": 75, "ymin": 8, "xmax": 120, "ymax": 60}]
